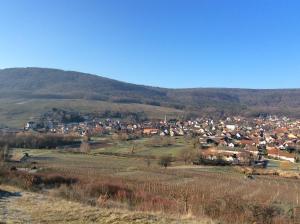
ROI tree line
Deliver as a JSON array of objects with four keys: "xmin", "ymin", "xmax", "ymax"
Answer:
[{"xmin": 0, "ymin": 133, "xmax": 79, "ymax": 149}]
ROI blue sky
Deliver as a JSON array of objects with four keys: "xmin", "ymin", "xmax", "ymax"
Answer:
[{"xmin": 0, "ymin": 0, "xmax": 300, "ymax": 88}]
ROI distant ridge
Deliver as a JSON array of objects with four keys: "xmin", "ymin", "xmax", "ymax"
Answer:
[{"xmin": 1, "ymin": 67, "xmax": 300, "ymax": 127}]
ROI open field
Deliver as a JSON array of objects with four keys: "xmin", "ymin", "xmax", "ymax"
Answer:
[
  {"xmin": 0, "ymin": 98, "xmax": 183, "ymax": 128},
  {"xmin": 2, "ymin": 136, "xmax": 300, "ymax": 223},
  {"xmin": 0, "ymin": 184, "xmax": 209, "ymax": 224},
  {"xmin": 2, "ymin": 4, "xmax": 300, "ymax": 224}
]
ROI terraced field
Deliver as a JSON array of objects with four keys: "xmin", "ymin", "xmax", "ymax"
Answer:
[{"xmin": 4, "ymin": 137, "xmax": 300, "ymax": 223}]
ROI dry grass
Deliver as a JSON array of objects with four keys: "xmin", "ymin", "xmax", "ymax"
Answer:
[
  {"xmin": 0, "ymin": 184, "xmax": 212, "ymax": 224},
  {"xmin": 1, "ymin": 166, "xmax": 298, "ymax": 223},
  {"xmin": 4, "ymin": 145, "xmax": 300, "ymax": 223},
  {"xmin": 0, "ymin": 98, "xmax": 183, "ymax": 128}
]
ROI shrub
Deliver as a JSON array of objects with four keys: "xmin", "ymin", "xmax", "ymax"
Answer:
[
  {"xmin": 80, "ymin": 141, "xmax": 91, "ymax": 154},
  {"xmin": 158, "ymin": 156, "xmax": 172, "ymax": 168},
  {"xmin": 179, "ymin": 147, "xmax": 196, "ymax": 164}
]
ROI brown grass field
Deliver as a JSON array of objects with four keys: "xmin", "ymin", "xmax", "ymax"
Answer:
[
  {"xmin": 1, "ymin": 136, "xmax": 300, "ymax": 223},
  {"xmin": 0, "ymin": 184, "xmax": 211, "ymax": 224},
  {"xmin": 0, "ymin": 98, "xmax": 183, "ymax": 128}
]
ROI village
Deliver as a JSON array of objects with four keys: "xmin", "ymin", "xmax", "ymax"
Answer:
[
  {"xmin": 19, "ymin": 108, "xmax": 300, "ymax": 166},
  {"xmin": 2, "ymin": 111, "xmax": 300, "ymax": 224}
]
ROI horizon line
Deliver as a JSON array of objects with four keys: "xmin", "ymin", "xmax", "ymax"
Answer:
[{"xmin": 1, "ymin": 66, "xmax": 300, "ymax": 91}]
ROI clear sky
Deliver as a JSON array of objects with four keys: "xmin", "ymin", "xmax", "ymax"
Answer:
[{"xmin": 0, "ymin": 0, "xmax": 300, "ymax": 89}]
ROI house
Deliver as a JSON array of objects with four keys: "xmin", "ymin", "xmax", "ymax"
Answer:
[
  {"xmin": 143, "ymin": 128, "xmax": 159, "ymax": 135},
  {"xmin": 226, "ymin": 125, "xmax": 236, "ymax": 131},
  {"xmin": 25, "ymin": 121, "xmax": 37, "ymax": 130},
  {"xmin": 267, "ymin": 147, "xmax": 296, "ymax": 163}
]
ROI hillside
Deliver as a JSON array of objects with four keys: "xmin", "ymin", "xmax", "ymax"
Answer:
[
  {"xmin": 1, "ymin": 67, "xmax": 300, "ymax": 127},
  {"xmin": 0, "ymin": 184, "xmax": 205, "ymax": 224}
]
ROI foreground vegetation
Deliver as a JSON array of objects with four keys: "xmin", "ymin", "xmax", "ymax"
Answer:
[
  {"xmin": 1, "ymin": 135, "xmax": 300, "ymax": 223},
  {"xmin": 0, "ymin": 184, "xmax": 206, "ymax": 224}
]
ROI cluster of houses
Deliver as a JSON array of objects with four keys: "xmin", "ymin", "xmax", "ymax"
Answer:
[
  {"xmin": 194, "ymin": 116, "xmax": 300, "ymax": 165},
  {"xmin": 22, "ymin": 113, "xmax": 300, "ymax": 164}
]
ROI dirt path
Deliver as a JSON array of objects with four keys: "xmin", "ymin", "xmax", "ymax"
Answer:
[{"xmin": 0, "ymin": 185, "xmax": 212, "ymax": 224}]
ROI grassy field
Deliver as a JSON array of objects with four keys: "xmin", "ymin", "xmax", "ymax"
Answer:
[
  {"xmin": 0, "ymin": 98, "xmax": 183, "ymax": 128},
  {"xmin": 4, "ymin": 136, "xmax": 300, "ymax": 223},
  {"xmin": 95, "ymin": 136, "xmax": 187, "ymax": 157},
  {"xmin": 1, "ymin": 184, "xmax": 210, "ymax": 224}
]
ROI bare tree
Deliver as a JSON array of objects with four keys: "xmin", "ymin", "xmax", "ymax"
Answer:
[
  {"xmin": 0, "ymin": 145, "xmax": 10, "ymax": 166},
  {"xmin": 144, "ymin": 156, "xmax": 151, "ymax": 167},
  {"xmin": 80, "ymin": 139, "xmax": 91, "ymax": 154},
  {"xmin": 192, "ymin": 137, "xmax": 200, "ymax": 149},
  {"xmin": 131, "ymin": 144, "xmax": 136, "ymax": 154},
  {"xmin": 179, "ymin": 147, "xmax": 195, "ymax": 164}
]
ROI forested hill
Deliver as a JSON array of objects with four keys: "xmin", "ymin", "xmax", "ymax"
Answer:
[{"xmin": 1, "ymin": 67, "xmax": 300, "ymax": 126}]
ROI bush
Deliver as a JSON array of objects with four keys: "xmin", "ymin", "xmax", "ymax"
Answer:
[
  {"xmin": 80, "ymin": 141, "xmax": 91, "ymax": 154},
  {"xmin": 158, "ymin": 156, "xmax": 172, "ymax": 168},
  {"xmin": 39, "ymin": 174, "xmax": 77, "ymax": 187},
  {"xmin": 193, "ymin": 155, "xmax": 231, "ymax": 166},
  {"xmin": 54, "ymin": 180, "xmax": 134, "ymax": 206},
  {"xmin": 179, "ymin": 147, "xmax": 196, "ymax": 164},
  {"xmin": 0, "ymin": 169, "xmax": 78, "ymax": 190}
]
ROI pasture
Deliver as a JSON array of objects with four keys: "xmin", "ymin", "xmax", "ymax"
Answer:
[
  {"xmin": 4, "ymin": 136, "xmax": 300, "ymax": 224},
  {"xmin": 0, "ymin": 98, "xmax": 182, "ymax": 128}
]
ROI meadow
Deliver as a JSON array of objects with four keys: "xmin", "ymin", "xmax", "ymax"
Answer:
[
  {"xmin": 2, "ymin": 136, "xmax": 300, "ymax": 224},
  {"xmin": 0, "ymin": 98, "xmax": 182, "ymax": 128}
]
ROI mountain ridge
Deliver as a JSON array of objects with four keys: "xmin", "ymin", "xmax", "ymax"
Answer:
[
  {"xmin": 1, "ymin": 67, "xmax": 300, "ymax": 127},
  {"xmin": 2, "ymin": 67, "xmax": 299, "ymax": 90}
]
